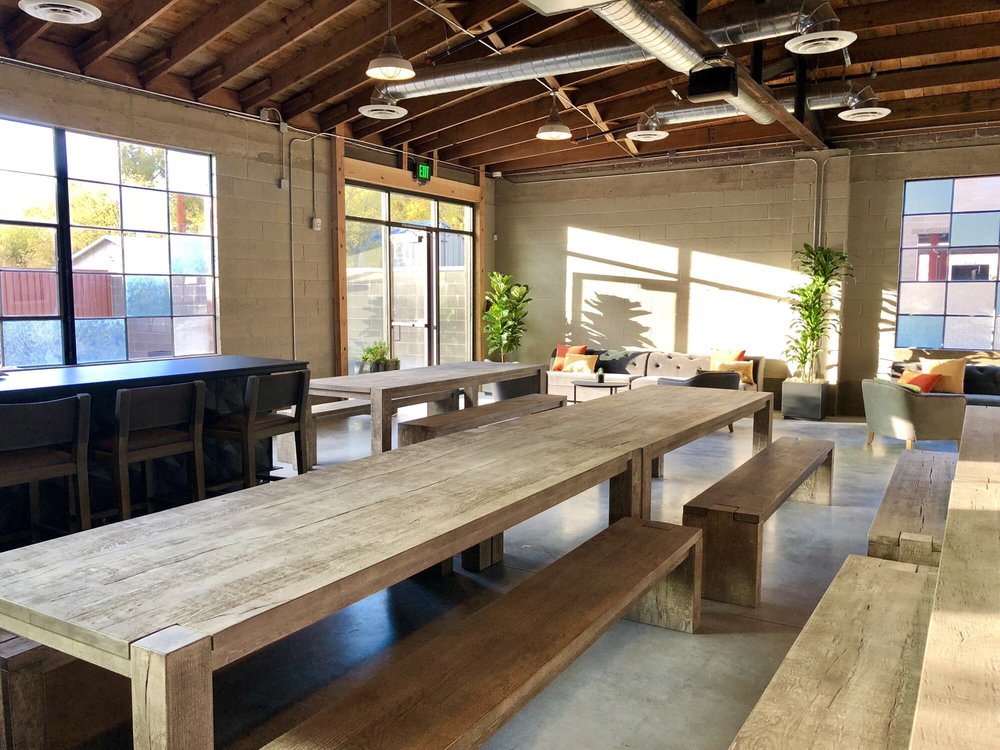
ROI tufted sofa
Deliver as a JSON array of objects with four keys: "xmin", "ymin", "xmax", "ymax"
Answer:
[
  {"xmin": 893, "ymin": 362, "xmax": 1000, "ymax": 407},
  {"xmin": 546, "ymin": 349, "xmax": 766, "ymax": 402}
]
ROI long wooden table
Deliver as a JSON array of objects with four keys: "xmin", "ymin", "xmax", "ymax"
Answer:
[{"xmin": 309, "ymin": 361, "xmax": 546, "ymax": 453}]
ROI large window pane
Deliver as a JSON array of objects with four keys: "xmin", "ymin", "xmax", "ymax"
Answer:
[
  {"xmin": 170, "ymin": 235, "xmax": 212, "ymax": 274},
  {"xmin": 948, "ymin": 248, "xmax": 998, "ymax": 281},
  {"xmin": 439, "ymin": 232, "xmax": 471, "ymax": 364},
  {"xmin": 167, "ymin": 150, "xmax": 211, "ymax": 195},
  {"xmin": 125, "ymin": 275, "xmax": 171, "ymax": 316},
  {"xmin": 66, "ymin": 132, "xmax": 119, "ymax": 184},
  {"xmin": 76, "ymin": 318, "xmax": 126, "ymax": 363},
  {"xmin": 171, "ymin": 276, "xmax": 214, "ymax": 315},
  {"xmin": 901, "ymin": 214, "xmax": 950, "ymax": 248},
  {"xmin": 899, "ymin": 282, "xmax": 945, "ymax": 315},
  {"xmin": 944, "ymin": 316, "xmax": 994, "ymax": 349},
  {"xmin": 71, "ymin": 229, "xmax": 122, "ymax": 272},
  {"xmin": 73, "ymin": 272, "xmax": 124, "ymax": 318},
  {"xmin": 904, "ymin": 179, "xmax": 953, "ymax": 215},
  {"xmin": 69, "ymin": 181, "xmax": 121, "ymax": 228},
  {"xmin": 0, "ymin": 171, "xmax": 57, "ymax": 223},
  {"xmin": 896, "ymin": 315, "xmax": 944, "ymax": 348},
  {"xmin": 1, "ymin": 271, "xmax": 59, "ymax": 316},
  {"xmin": 951, "ymin": 212, "xmax": 1000, "ymax": 247},
  {"xmin": 345, "ymin": 185, "xmax": 384, "ymax": 220},
  {"xmin": 127, "ymin": 317, "xmax": 173, "ymax": 359},
  {"xmin": 346, "ymin": 220, "xmax": 385, "ymax": 373},
  {"xmin": 122, "ymin": 187, "xmax": 168, "ymax": 233},
  {"xmin": 2, "ymin": 320, "xmax": 62, "ymax": 366},
  {"xmin": 170, "ymin": 193, "xmax": 210, "ymax": 234},
  {"xmin": 439, "ymin": 202, "xmax": 473, "ymax": 232},
  {"xmin": 946, "ymin": 282, "xmax": 996, "ymax": 316},
  {"xmin": 123, "ymin": 233, "xmax": 169, "ymax": 274},
  {"xmin": 953, "ymin": 176, "xmax": 1000, "ymax": 212},
  {"xmin": 0, "ymin": 225, "xmax": 57, "ymax": 269},
  {"xmin": 173, "ymin": 316, "xmax": 215, "ymax": 355},
  {"xmin": 120, "ymin": 143, "xmax": 166, "ymax": 189},
  {"xmin": 0, "ymin": 119, "xmax": 54, "ymax": 175},
  {"xmin": 390, "ymin": 192, "xmax": 432, "ymax": 225}
]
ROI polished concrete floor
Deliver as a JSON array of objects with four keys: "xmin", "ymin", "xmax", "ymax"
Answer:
[{"xmin": 48, "ymin": 398, "xmax": 956, "ymax": 749}]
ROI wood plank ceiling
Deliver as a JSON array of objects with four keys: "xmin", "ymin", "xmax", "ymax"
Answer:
[{"xmin": 0, "ymin": 0, "xmax": 997, "ymax": 174}]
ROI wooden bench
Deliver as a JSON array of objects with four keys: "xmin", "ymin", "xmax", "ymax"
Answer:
[
  {"xmin": 730, "ymin": 554, "xmax": 935, "ymax": 749},
  {"xmin": 398, "ymin": 393, "xmax": 567, "ymax": 447},
  {"xmin": 264, "ymin": 516, "xmax": 702, "ymax": 750},
  {"xmin": 399, "ymin": 393, "xmax": 567, "ymax": 572},
  {"xmin": 0, "ymin": 629, "xmax": 75, "ymax": 750},
  {"xmin": 867, "ymin": 451, "xmax": 955, "ymax": 567},
  {"xmin": 682, "ymin": 436, "xmax": 834, "ymax": 607}
]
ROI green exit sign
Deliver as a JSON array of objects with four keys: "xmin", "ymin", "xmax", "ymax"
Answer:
[{"xmin": 411, "ymin": 159, "xmax": 432, "ymax": 182}]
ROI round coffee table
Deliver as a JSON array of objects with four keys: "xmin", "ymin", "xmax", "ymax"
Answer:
[{"xmin": 571, "ymin": 379, "xmax": 627, "ymax": 403}]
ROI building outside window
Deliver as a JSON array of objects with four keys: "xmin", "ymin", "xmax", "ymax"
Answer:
[
  {"xmin": 0, "ymin": 117, "xmax": 217, "ymax": 367},
  {"xmin": 344, "ymin": 183, "xmax": 474, "ymax": 373},
  {"xmin": 896, "ymin": 175, "xmax": 1000, "ymax": 350}
]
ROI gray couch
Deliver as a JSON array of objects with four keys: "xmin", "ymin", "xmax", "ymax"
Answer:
[
  {"xmin": 546, "ymin": 348, "xmax": 766, "ymax": 402},
  {"xmin": 893, "ymin": 362, "xmax": 1000, "ymax": 407}
]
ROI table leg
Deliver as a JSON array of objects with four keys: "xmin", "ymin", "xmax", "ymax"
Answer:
[
  {"xmin": 131, "ymin": 626, "xmax": 212, "ymax": 750},
  {"xmin": 461, "ymin": 535, "xmax": 504, "ymax": 571},
  {"xmin": 370, "ymin": 390, "xmax": 393, "ymax": 454},
  {"xmin": 752, "ymin": 397, "xmax": 773, "ymax": 454},
  {"xmin": 609, "ymin": 450, "xmax": 645, "ymax": 522},
  {"xmin": 426, "ymin": 390, "xmax": 460, "ymax": 415}
]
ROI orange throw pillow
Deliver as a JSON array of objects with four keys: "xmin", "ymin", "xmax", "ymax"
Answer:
[
  {"xmin": 552, "ymin": 344, "xmax": 587, "ymax": 371},
  {"xmin": 898, "ymin": 370, "xmax": 942, "ymax": 394}
]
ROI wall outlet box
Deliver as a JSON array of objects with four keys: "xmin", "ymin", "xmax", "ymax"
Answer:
[
  {"xmin": 310, "ymin": 217, "xmax": 322, "ymax": 231},
  {"xmin": 278, "ymin": 177, "xmax": 289, "ymax": 189}
]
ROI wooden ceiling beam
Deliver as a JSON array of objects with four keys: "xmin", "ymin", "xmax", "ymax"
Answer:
[
  {"xmin": 833, "ymin": 22, "xmax": 1000, "ymax": 68},
  {"xmin": 192, "ymin": 0, "xmax": 359, "ymax": 99},
  {"xmin": 835, "ymin": 0, "xmax": 999, "ymax": 31},
  {"xmin": 240, "ymin": 0, "xmax": 425, "ymax": 111},
  {"xmin": 3, "ymin": 16, "xmax": 48, "ymax": 57},
  {"xmin": 139, "ymin": 0, "xmax": 267, "ymax": 87},
  {"xmin": 75, "ymin": 0, "xmax": 183, "ymax": 73}
]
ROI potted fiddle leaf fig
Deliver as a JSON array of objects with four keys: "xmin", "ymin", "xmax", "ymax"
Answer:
[
  {"xmin": 781, "ymin": 243, "xmax": 852, "ymax": 420},
  {"xmin": 483, "ymin": 271, "xmax": 533, "ymax": 400},
  {"xmin": 359, "ymin": 340, "xmax": 400, "ymax": 374}
]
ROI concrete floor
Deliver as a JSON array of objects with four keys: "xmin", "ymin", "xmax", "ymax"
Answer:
[{"xmin": 47, "ymin": 399, "xmax": 957, "ymax": 749}]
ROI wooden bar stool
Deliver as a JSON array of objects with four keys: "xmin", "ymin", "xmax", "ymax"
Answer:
[
  {"xmin": 93, "ymin": 381, "xmax": 206, "ymax": 520},
  {"xmin": 0, "ymin": 395, "xmax": 91, "ymax": 536},
  {"xmin": 206, "ymin": 369, "xmax": 310, "ymax": 489}
]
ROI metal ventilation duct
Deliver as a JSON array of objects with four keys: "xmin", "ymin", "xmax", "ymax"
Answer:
[{"xmin": 379, "ymin": 0, "xmax": 848, "ymax": 125}]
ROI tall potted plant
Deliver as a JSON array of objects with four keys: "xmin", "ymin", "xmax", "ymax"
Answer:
[
  {"xmin": 781, "ymin": 243, "xmax": 852, "ymax": 420},
  {"xmin": 483, "ymin": 271, "xmax": 532, "ymax": 400}
]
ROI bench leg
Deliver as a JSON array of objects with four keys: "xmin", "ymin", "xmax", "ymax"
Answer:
[
  {"xmin": 131, "ymin": 627, "xmax": 213, "ymax": 750},
  {"xmin": 683, "ymin": 505, "xmax": 762, "ymax": 608},
  {"xmin": 461, "ymin": 534, "xmax": 504, "ymax": 572},
  {"xmin": 789, "ymin": 451, "xmax": 833, "ymax": 506},
  {"xmin": 463, "ymin": 387, "xmax": 479, "ymax": 408},
  {"xmin": 426, "ymin": 391, "xmax": 460, "ymax": 416},
  {"xmin": 898, "ymin": 532, "xmax": 938, "ymax": 566},
  {"xmin": 626, "ymin": 537, "xmax": 702, "ymax": 633},
  {"xmin": 651, "ymin": 455, "xmax": 664, "ymax": 479},
  {"xmin": 0, "ymin": 646, "xmax": 46, "ymax": 750}
]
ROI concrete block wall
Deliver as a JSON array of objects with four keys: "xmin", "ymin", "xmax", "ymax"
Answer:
[
  {"xmin": 493, "ymin": 157, "xmax": 850, "ymax": 388},
  {"xmin": 0, "ymin": 64, "xmax": 337, "ymax": 375}
]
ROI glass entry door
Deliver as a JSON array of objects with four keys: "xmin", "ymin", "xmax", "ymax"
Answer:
[{"xmin": 389, "ymin": 227, "xmax": 430, "ymax": 368}]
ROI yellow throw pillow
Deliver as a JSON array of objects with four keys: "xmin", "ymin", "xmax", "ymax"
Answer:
[
  {"xmin": 717, "ymin": 360, "xmax": 755, "ymax": 386},
  {"xmin": 563, "ymin": 353, "xmax": 598, "ymax": 374},
  {"xmin": 920, "ymin": 357, "xmax": 966, "ymax": 393},
  {"xmin": 710, "ymin": 348, "xmax": 745, "ymax": 371}
]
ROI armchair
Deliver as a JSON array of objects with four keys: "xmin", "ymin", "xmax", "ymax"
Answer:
[
  {"xmin": 658, "ymin": 370, "xmax": 741, "ymax": 432},
  {"xmin": 861, "ymin": 379, "xmax": 966, "ymax": 449}
]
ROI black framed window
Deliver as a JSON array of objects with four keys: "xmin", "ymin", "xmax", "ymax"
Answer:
[
  {"xmin": 897, "ymin": 175, "xmax": 1000, "ymax": 350},
  {"xmin": 0, "ymin": 116, "xmax": 217, "ymax": 367}
]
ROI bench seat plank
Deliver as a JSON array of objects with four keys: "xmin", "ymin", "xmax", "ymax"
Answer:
[
  {"xmin": 265, "ymin": 518, "xmax": 701, "ymax": 750},
  {"xmin": 868, "ymin": 451, "xmax": 955, "ymax": 567},
  {"xmin": 398, "ymin": 393, "xmax": 566, "ymax": 446},
  {"xmin": 684, "ymin": 437, "xmax": 835, "ymax": 523},
  {"xmin": 730, "ymin": 555, "xmax": 935, "ymax": 750}
]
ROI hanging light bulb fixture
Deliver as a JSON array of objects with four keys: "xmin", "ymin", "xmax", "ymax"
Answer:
[
  {"xmin": 366, "ymin": 2, "xmax": 415, "ymax": 81},
  {"xmin": 535, "ymin": 92, "xmax": 572, "ymax": 141}
]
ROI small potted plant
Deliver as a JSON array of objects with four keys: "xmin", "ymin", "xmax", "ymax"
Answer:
[
  {"xmin": 359, "ymin": 340, "xmax": 400, "ymax": 373},
  {"xmin": 781, "ymin": 243, "xmax": 852, "ymax": 420},
  {"xmin": 483, "ymin": 271, "xmax": 532, "ymax": 400}
]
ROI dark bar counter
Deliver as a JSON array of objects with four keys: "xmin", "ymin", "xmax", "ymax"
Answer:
[{"xmin": 0, "ymin": 356, "xmax": 307, "ymax": 543}]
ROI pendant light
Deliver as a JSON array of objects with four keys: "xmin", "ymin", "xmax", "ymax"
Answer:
[
  {"xmin": 366, "ymin": 2, "xmax": 415, "ymax": 81},
  {"xmin": 535, "ymin": 92, "xmax": 572, "ymax": 141}
]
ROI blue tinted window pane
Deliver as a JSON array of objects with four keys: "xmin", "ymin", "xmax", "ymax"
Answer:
[
  {"xmin": 951, "ymin": 213, "xmax": 1000, "ymax": 247},
  {"xmin": 125, "ymin": 275, "xmax": 170, "ymax": 316},
  {"xmin": 2, "ymin": 319, "xmax": 62, "ymax": 366},
  {"xmin": 896, "ymin": 315, "xmax": 944, "ymax": 348},
  {"xmin": 75, "ymin": 318, "xmax": 126, "ymax": 363},
  {"xmin": 904, "ymin": 179, "xmax": 954, "ymax": 215},
  {"xmin": 170, "ymin": 235, "xmax": 212, "ymax": 274}
]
